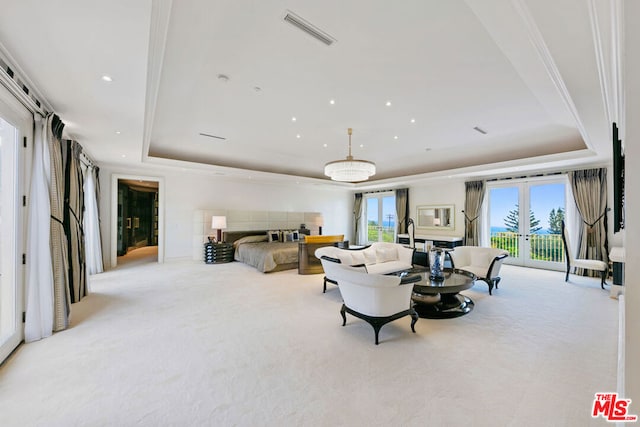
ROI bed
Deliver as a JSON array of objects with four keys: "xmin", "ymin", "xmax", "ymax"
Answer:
[{"xmin": 225, "ymin": 230, "xmax": 299, "ymax": 273}]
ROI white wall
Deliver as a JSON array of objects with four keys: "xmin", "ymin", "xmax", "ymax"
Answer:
[
  {"xmin": 99, "ymin": 164, "xmax": 352, "ymax": 267},
  {"xmin": 408, "ymin": 179, "xmax": 466, "ymax": 238},
  {"xmin": 624, "ymin": 0, "xmax": 639, "ymax": 406}
]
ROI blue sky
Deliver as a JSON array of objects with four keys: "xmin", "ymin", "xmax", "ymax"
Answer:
[{"xmin": 490, "ymin": 183, "xmax": 566, "ymax": 230}]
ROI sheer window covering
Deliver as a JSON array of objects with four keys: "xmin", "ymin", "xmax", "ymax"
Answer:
[
  {"xmin": 84, "ymin": 165, "xmax": 103, "ymax": 276},
  {"xmin": 25, "ymin": 116, "xmax": 54, "ymax": 342}
]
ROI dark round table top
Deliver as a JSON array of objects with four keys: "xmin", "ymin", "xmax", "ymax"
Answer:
[{"xmin": 411, "ymin": 268, "xmax": 476, "ymax": 295}]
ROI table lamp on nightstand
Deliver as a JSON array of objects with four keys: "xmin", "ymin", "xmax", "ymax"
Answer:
[{"xmin": 211, "ymin": 216, "xmax": 227, "ymax": 243}]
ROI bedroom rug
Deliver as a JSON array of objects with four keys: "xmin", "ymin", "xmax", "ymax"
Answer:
[{"xmin": 0, "ymin": 261, "xmax": 618, "ymax": 426}]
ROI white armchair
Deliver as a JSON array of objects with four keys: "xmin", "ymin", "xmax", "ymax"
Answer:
[
  {"xmin": 319, "ymin": 256, "xmax": 418, "ymax": 345},
  {"xmin": 449, "ymin": 246, "xmax": 509, "ymax": 295}
]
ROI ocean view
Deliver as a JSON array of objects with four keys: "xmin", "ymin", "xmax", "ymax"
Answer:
[{"xmin": 491, "ymin": 226, "xmax": 553, "ymax": 235}]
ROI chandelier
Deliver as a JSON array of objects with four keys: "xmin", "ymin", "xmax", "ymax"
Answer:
[{"xmin": 324, "ymin": 128, "xmax": 376, "ymax": 182}]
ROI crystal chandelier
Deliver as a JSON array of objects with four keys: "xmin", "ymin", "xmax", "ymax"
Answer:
[{"xmin": 324, "ymin": 128, "xmax": 376, "ymax": 182}]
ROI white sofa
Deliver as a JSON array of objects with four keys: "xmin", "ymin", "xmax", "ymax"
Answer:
[
  {"xmin": 448, "ymin": 246, "xmax": 509, "ymax": 295},
  {"xmin": 315, "ymin": 242, "xmax": 415, "ymax": 293}
]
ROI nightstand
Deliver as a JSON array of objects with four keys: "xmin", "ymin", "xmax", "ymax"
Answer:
[{"xmin": 204, "ymin": 242, "xmax": 234, "ymax": 264}]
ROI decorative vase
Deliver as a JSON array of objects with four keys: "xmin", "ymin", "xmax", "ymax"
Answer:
[{"xmin": 429, "ymin": 247, "xmax": 446, "ymax": 282}]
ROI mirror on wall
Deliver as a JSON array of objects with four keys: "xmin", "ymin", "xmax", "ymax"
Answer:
[{"xmin": 416, "ymin": 205, "xmax": 455, "ymax": 230}]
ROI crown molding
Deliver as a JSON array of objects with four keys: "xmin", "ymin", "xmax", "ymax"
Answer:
[
  {"xmin": 0, "ymin": 41, "xmax": 52, "ymax": 115},
  {"xmin": 141, "ymin": 0, "xmax": 173, "ymax": 163},
  {"xmin": 511, "ymin": 0, "xmax": 593, "ymax": 150}
]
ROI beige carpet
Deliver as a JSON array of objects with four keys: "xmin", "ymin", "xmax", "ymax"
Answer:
[{"xmin": 0, "ymin": 261, "xmax": 618, "ymax": 426}]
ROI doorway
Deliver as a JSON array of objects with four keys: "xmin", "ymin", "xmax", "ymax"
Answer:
[
  {"xmin": 487, "ymin": 177, "xmax": 567, "ymax": 271},
  {"xmin": 111, "ymin": 174, "xmax": 164, "ymax": 268}
]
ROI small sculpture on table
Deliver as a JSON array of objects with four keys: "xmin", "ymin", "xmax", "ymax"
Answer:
[{"xmin": 429, "ymin": 247, "xmax": 446, "ymax": 282}]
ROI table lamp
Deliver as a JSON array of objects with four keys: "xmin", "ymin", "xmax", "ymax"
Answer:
[{"xmin": 211, "ymin": 216, "xmax": 227, "ymax": 243}]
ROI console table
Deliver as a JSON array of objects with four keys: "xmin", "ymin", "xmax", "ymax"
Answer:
[
  {"xmin": 398, "ymin": 234, "xmax": 462, "ymax": 267},
  {"xmin": 397, "ymin": 234, "xmax": 463, "ymax": 250}
]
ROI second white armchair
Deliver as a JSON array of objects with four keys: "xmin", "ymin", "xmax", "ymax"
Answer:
[{"xmin": 319, "ymin": 256, "xmax": 418, "ymax": 345}]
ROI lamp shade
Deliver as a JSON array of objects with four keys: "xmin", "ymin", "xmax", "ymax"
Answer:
[{"xmin": 211, "ymin": 216, "xmax": 227, "ymax": 229}]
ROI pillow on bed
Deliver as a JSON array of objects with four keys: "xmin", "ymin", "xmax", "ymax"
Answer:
[
  {"xmin": 285, "ymin": 231, "xmax": 300, "ymax": 242},
  {"xmin": 233, "ymin": 235, "xmax": 268, "ymax": 248},
  {"xmin": 267, "ymin": 230, "xmax": 280, "ymax": 242}
]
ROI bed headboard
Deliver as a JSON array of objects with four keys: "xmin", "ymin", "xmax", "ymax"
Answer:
[{"xmin": 223, "ymin": 230, "xmax": 269, "ymax": 245}]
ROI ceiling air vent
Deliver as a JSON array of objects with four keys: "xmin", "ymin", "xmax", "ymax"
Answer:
[
  {"xmin": 283, "ymin": 11, "xmax": 336, "ymax": 46},
  {"xmin": 199, "ymin": 132, "xmax": 226, "ymax": 140},
  {"xmin": 473, "ymin": 126, "xmax": 488, "ymax": 135}
]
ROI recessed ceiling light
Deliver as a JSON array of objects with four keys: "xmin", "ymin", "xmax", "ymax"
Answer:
[
  {"xmin": 410, "ymin": 118, "xmax": 416, "ymax": 123},
  {"xmin": 292, "ymin": 116, "xmax": 297, "ymax": 122},
  {"xmin": 394, "ymin": 136, "xmax": 398, "ymax": 140},
  {"xmin": 296, "ymin": 134, "xmax": 301, "ymax": 139},
  {"xmin": 101, "ymin": 75, "xmax": 113, "ymax": 82},
  {"xmin": 115, "ymin": 131, "xmax": 121, "ymax": 135},
  {"xmin": 121, "ymin": 154, "xmax": 126, "ymax": 158},
  {"xmin": 323, "ymin": 143, "xmax": 328, "ymax": 148},
  {"xmin": 385, "ymin": 101, "xmax": 392, "ymax": 107},
  {"xmin": 360, "ymin": 144, "xmax": 364, "ymax": 148},
  {"xmin": 329, "ymin": 99, "xmax": 335, "ymax": 105}
]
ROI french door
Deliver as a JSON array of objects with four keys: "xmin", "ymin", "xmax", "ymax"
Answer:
[
  {"xmin": 365, "ymin": 192, "xmax": 396, "ymax": 244},
  {"xmin": 0, "ymin": 96, "xmax": 29, "ymax": 363},
  {"xmin": 487, "ymin": 177, "xmax": 567, "ymax": 270}
]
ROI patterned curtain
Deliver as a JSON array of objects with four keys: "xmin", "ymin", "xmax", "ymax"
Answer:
[
  {"xmin": 464, "ymin": 180, "xmax": 485, "ymax": 246},
  {"xmin": 63, "ymin": 140, "xmax": 87, "ymax": 301},
  {"xmin": 48, "ymin": 114, "xmax": 71, "ymax": 331},
  {"xmin": 569, "ymin": 168, "xmax": 609, "ymax": 276},
  {"xmin": 395, "ymin": 188, "xmax": 409, "ymax": 235},
  {"xmin": 353, "ymin": 193, "xmax": 363, "ymax": 244}
]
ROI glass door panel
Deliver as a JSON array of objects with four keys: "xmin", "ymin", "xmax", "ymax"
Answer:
[
  {"xmin": 381, "ymin": 196, "xmax": 396, "ymax": 243},
  {"xmin": 0, "ymin": 116, "xmax": 20, "ymax": 362},
  {"xmin": 489, "ymin": 179, "xmax": 567, "ymax": 270},
  {"xmin": 366, "ymin": 197, "xmax": 380, "ymax": 243},
  {"xmin": 365, "ymin": 193, "xmax": 396, "ymax": 244},
  {"xmin": 526, "ymin": 182, "xmax": 566, "ymax": 270},
  {"xmin": 489, "ymin": 186, "xmax": 523, "ymax": 264}
]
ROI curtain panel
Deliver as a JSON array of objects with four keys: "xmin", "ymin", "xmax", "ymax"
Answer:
[
  {"xmin": 84, "ymin": 165, "xmax": 103, "ymax": 275},
  {"xmin": 25, "ymin": 114, "xmax": 96, "ymax": 340},
  {"xmin": 353, "ymin": 193, "xmax": 363, "ymax": 245},
  {"xmin": 48, "ymin": 115, "xmax": 71, "ymax": 332},
  {"xmin": 569, "ymin": 168, "xmax": 609, "ymax": 276},
  {"xmin": 395, "ymin": 188, "xmax": 409, "ymax": 235},
  {"xmin": 464, "ymin": 180, "xmax": 485, "ymax": 246},
  {"xmin": 63, "ymin": 140, "xmax": 87, "ymax": 302},
  {"xmin": 25, "ymin": 117, "xmax": 55, "ymax": 342}
]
